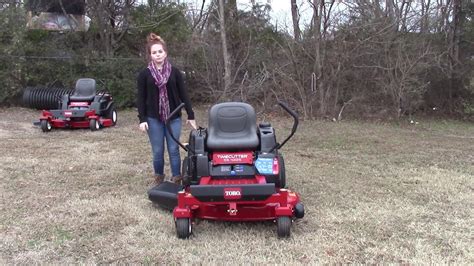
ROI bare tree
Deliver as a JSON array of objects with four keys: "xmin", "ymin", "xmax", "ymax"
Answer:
[
  {"xmin": 309, "ymin": 0, "xmax": 335, "ymax": 117},
  {"xmin": 87, "ymin": 0, "xmax": 135, "ymax": 57},
  {"xmin": 190, "ymin": 0, "xmax": 207, "ymax": 33},
  {"xmin": 446, "ymin": 0, "xmax": 463, "ymax": 112},
  {"xmin": 420, "ymin": 0, "xmax": 432, "ymax": 33},
  {"xmin": 218, "ymin": 0, "xmax": 232, "ymax": 100},
  {"xmin": 291, "ymin": 0, "xmax": 301, "ymax": 41},
  {"xmin": 384, "ymin": 41, "xmax": 433, "ymax": 119}
]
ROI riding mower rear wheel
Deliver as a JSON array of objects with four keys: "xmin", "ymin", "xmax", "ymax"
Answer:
[
  {"xmin": 106, "ymin": 103, "xmax": 117, "ymax": 126},
  {"xmin": 176, "ymin": 218, "xmax": 192, "ymax": 239},
  {"xmin": 278, "ymin": 155, "xmax": 286, "ymax": 188}
]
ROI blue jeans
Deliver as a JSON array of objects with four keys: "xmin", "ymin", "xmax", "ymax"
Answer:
[{"xmin": 146, "ymin": 117, "xmax": 182, "ymax": 177}]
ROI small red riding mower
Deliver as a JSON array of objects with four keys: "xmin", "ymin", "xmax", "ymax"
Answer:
[
  {"xmin": 38, "ymin": 78, "xmax": 117, "ymax": 132},
  {"xmin": 148, "ymin": 101, "xmax": 304, "ymax": 238}
]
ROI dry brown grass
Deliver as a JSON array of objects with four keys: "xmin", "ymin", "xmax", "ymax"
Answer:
[{"xmin": 0, "ymin": 106, "xmax": 473, "ymax": 264}]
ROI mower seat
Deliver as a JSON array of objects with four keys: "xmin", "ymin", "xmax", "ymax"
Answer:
[
  {"xmin": 69, "ymin": 78, "xmax": 96, "ymax": 102},
  {"xmin": 206, "ymin": 102, "xmax": 259, "ymax": 151}
]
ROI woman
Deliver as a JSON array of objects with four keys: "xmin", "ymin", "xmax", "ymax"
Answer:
[{"xmin": 137, "ymin": 33, "xmax": 197, "ymax": 185}]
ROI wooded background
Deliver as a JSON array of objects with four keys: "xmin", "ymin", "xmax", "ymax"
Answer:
[{"xmin": 1, "ymin": 0, "xmax": 473, "ymax": 120}]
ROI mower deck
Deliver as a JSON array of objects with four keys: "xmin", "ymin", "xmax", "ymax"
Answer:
[{"xmin": 40, "ymin": 110, "xmax": 115, "ymax": 129}]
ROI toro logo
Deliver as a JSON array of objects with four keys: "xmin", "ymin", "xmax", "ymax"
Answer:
[{"xmin": 223, "ymin": 188, "xmax": 242, "ymax": 200}]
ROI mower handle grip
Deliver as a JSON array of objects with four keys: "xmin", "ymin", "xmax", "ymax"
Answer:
[
  {"xmin": 165, "ymin": 103, "xmax": 195, "ymax": 154},
  {"xmin": 269, "ymin": 101, "xmax": 299, "ymax": 152}
]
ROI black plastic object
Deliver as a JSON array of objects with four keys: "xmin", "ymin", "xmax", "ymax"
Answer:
[
  {"xmin": 207, "ymin": 102, "xmax": 259, "ymax": 151},
  {"xmin": 22, "ymin": 86, "xmax": 73, "ymax": 110},
  {"xmin": 165, "ymin": 103, "xmax": 191, "ymax": 153},
  {"xmin": 258, "ymin": 123, "xmax": 276, "ymax": 153},
  {"xmin": 294, "ymin": 202, "xmax": 305, "ymax": 218},
  {"xmin": 148, "ymin": 181, "xmax": 184, "ymax": 211},
  {"xmin": 70, "ymin": 78, "xmax": 96, "ymax": 101},
  {"xmin": 269, "ymin": 101, "xmax": 299, "ymax": 152}
]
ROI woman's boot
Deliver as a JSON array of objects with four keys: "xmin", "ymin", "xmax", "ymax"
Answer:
[
  {"xmin": 171, "ymin": 175, "xmax": 183, "ymax": 185},
  {"xmin": 154, "ymin": 174, "xmax": 165, "ymax": 185}
]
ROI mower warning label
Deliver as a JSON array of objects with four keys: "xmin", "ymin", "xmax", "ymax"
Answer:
[{"xmin": 255, "ymin": 158, "xmax": 274, "ymax": 174}]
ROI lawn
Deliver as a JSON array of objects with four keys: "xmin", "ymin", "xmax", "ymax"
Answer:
[{"xmin": 0, "ymin": 106, "xmax": 472, "ymax": 263}]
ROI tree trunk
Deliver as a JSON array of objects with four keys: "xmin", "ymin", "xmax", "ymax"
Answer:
[
  {"xmin": 218, "ymin": 0, "xmax": 232, "ymax": 100},
  {"xmin": 291, "ymin": 0, "xmax": 301, "ymax": 41},
  {"xmin": 420, "ymin": 0, "xmax": 431, "ymax": 33},
  {"xmin": 448, "ymin": 0, "xmax": 462, "ymax": 112},
  {"xmin": 312, "ymin": 0, "xmax": 324, "ymax": 116},
  {"xmin": 224, "ymin": 0, "xmax": 238, "ymax": 26}
]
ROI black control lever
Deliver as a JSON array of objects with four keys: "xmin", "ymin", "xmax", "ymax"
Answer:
[
  {"xmin": 268, "ymin": 101, "xmax": 299, "ymax": 153},
  {"xmin": 165, "ymin": 103, "xmax": 195, "ymax": 154}
]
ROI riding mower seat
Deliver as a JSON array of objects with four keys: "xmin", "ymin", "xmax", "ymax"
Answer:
[
  {"xmin": 69, "ymin": 78, "xmax": 97, "ymax": 102},
  {"xmin": 207, "ymin": 102, "xmax": 259, "ymax": 151}
]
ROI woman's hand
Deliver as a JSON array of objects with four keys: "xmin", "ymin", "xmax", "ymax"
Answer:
[
  {"xmin": 139, "ymin": 122, "xmax": 148, "ymax": 132},
  {"xmin": 187, "ymin": 120, "xmax": 197, "ymax": 130}
]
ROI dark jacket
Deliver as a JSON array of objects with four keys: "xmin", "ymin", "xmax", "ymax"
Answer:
[{"xmin": 136, "ymin": 66, "xmax": 195, "ymax": 123}]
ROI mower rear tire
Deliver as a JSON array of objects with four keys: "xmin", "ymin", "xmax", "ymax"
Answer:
[
  {"xmin": 89, "ymin": 119, "xmax": 100, "ymax": 131},
  {"xmin": 106, "ymin": 103, "xmax": 117, "ymax": 126},
  {"xmin": 40, "ymin": 120, "xmax": 52, "ymax": 132},
  {"xmin": 176, "ymin": 218, "xmax": 192, "ymax": 239},
  {"xmin": 277, "ymin": 155, "xmax": 286, "ymax": 188},
  {"xmin": 277, "ymin": 216, "xmax": 291, "ymax": 238}
]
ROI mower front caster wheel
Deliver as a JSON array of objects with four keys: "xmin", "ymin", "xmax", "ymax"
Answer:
[
  {"xmin": 89, "ymin": 119, "xmax": 100, "ymax": 131},
  {"xmin": 176, "ymin": 218, "xmax": 192, "ymax": 239},
  {"xmin": 40, "ymin": 120, "xmax": 52, "ymax": 132},
  {"xmin": 277, "ymin": 216, "xmax": 291, "ymax": 238}
]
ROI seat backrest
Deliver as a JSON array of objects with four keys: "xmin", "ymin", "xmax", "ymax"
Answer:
[
  {"xmin": 74, "ymin": 78, "xmax": 96, "ymax": 97},
  {"xmin": 206, "ymin": 102, "xmax": 259, "ymax": 151}
]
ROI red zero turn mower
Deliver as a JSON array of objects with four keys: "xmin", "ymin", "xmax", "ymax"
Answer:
[
  {"xmin": 37, "ymin": 78, "xmax": 117, "ymax": 132},
  {"xmin": 148, "ymin": 101, "xmax": 304, "ymax": 238}
]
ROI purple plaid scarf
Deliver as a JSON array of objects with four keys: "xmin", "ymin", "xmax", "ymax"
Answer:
[{"xmin": 148, "ymin": 59, "xmax": 172, "ymax": 122}]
